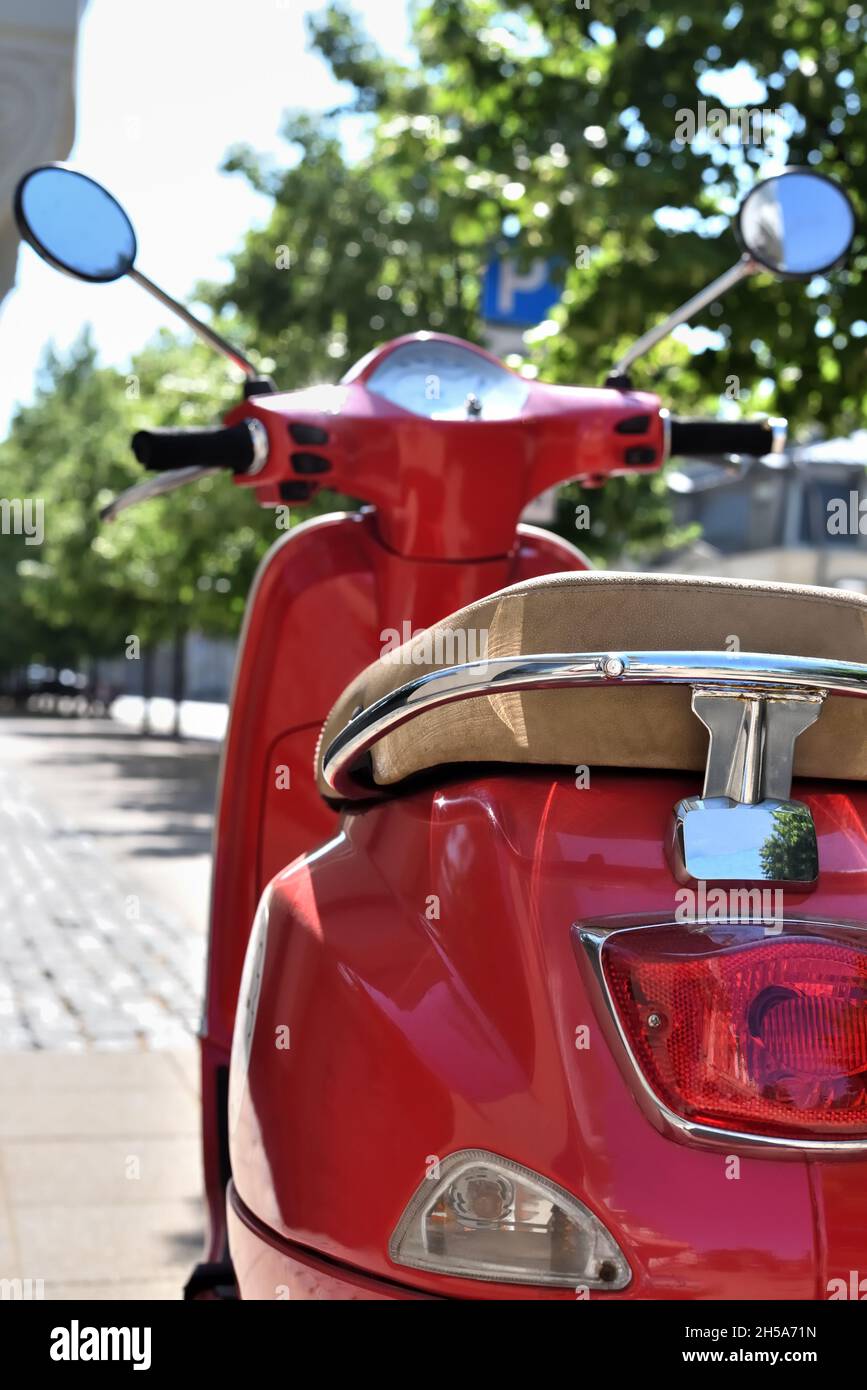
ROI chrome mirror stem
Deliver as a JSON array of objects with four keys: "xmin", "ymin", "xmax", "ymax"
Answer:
[
  {"xmin": 607, "ymin": 256, "xmax": 756, "ymax": 383},
  {"xmin": 128, "ymin": 268, "xmax": 259, "ymax": 379}
]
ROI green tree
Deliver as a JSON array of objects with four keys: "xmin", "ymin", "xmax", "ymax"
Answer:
[
  {"xmin": 207, "ymin": 110, "xmax": 488, "ymax": 382},
  {"xmin": 760, "ymin": 805, "xmax": 819, "ymax": 882},
  {"xmin": 0, "ymin": 332, "xmax": 278, "ymax": 688},
  {"xmin": 0, "ymin": 521, "xmax": 83, "ymax": 680},
  {"xmin": 305, "ymin": 0, "xmax": 865, "ymax": 425},
  {"xmin": 207, "ymin": 0, "xmax": 862, "ymax": 562},
  {"xmin": 0, "ymin": 322, "xmax": 353, "ymax": 695}
]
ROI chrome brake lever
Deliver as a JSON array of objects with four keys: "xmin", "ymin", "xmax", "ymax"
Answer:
[{"xmin": 99, "ymin": 465, "xmax": 222, "ymax": 522}]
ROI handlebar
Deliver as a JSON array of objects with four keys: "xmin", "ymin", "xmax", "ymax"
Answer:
[
  {"xmin": 131, "ymin": 421, "xmax": 260, "ymax": 473},
  {"xmin": 100, "ymin": 419, "xmax": 268, "ymax": 523},
  {"xmin": 129, "ymin": 414, "xmax": 785, "ymax": 477},
  {"xmin": 669, "ymin": 416, "xmax": 786, "ymax": 459},
  {"xmin": 105, "ymin": 398, "xmax": 787, "ymax": 530}
]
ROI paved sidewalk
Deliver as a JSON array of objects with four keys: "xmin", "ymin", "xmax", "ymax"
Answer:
[
  {"xmin": 0, "ymin": 1050, "xmax": 202, "ymax": 1299},
  {"xmin": 0, "ymin": 716, "xmax": 220, "ymax": 1299},
  {"xmin": 0, "ymin": 756, "xmax": 203, "ymax": 1052},
  {"xmin": 0, "ymin": 716, "xmax": 216, "ymax": 1050}
]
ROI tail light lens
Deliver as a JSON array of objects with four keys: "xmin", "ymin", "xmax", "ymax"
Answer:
[{"xmin": 601, "ymin": 924, "xmax": 867, "ymax": 1140}]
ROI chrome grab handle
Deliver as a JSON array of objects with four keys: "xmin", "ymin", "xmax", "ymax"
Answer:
[{"xmin": 321, "ymin": 649, "xmax": 867, "ymax": 796}]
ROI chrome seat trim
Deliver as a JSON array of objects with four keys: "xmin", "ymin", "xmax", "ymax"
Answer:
[{"xmin": 321, "ymin": 649, "xmax": 867, "ymax": 795}]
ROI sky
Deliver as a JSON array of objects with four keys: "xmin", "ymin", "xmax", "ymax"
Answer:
[{"xmin": 0, "ymin": 0, "xmax": 411, "ymax": 434}]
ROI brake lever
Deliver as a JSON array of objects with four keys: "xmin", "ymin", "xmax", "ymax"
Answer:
[{"xmin": 99, "ymin": 464, "xmax": 221, "ymax": 522}]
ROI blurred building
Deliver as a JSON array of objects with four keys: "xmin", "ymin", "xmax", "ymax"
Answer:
[
  {"xmin": 98, "ymin": 633, "xmax": 238, "ymax": 704},
  {"xmin": 657, "ymin": 433, "xmax": 867, "ymax": 592},
  {"xmin": 0, "ymin": 0, "xmax": 85, "ymax": 303}
]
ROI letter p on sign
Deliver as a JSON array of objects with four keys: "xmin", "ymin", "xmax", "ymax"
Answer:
[
  {"xmin": 497, "ymin": 260, "xmax": 548, "ymax": 315},
  {"xmin": 482, "ymin": 256, "xmax": 562, "ymax": 326}
]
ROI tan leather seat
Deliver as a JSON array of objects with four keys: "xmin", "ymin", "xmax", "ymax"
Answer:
[{"xmin": 316, "ymin": 571, "xmax": 867, "ymax": 799}]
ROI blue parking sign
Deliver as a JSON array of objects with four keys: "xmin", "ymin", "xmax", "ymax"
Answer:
[{"xmin": 482, "ymin": 257, "xmax": 563, "ymax": 326}]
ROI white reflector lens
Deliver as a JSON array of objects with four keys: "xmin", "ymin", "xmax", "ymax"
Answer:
[{"xmin": 389, "ymin": 1150, "xmax": 630, "ymax": 1289}]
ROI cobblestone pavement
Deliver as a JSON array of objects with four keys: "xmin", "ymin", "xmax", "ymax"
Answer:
[{"xmin": 0, "ymin": 716, "xmax": 218, "ymax": 1051}]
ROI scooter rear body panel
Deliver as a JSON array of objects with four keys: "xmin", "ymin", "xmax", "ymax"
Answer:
[
  {"xmin": 199, "ymin": 513, "xmax": 590, "ymax": 1263},
  {"xmin": 229, "ymin": 769, "xmax": 867, "ymax": 1299}
]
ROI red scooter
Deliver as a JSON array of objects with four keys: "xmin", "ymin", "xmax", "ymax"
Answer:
[{"xmin": 15, "ymin": 164, "xmax": 867, "ymax": 1301}]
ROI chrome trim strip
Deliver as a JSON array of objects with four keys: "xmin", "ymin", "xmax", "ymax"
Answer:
[
  {"xmin": 321, "ymin": 649, "xmax": 867, "ymax": 794},
  {"xmin": 575, "ymin": 917, "xmax": 867, "ymax": 1157}
]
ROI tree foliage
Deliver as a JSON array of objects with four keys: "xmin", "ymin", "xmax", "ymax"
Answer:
[
  {"xmin": 208, "ymin": 0, "xmax": 866, "ymax": 559},
  {"xmin": 304, "ymin": 0, "xmax": 865, "ymax": 425},
  {"xmin": 0, "ymin": 332, "xmax": 281, "ymax": 673}
]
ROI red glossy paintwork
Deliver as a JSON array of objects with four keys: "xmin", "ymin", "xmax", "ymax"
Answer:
[
  {"xmin": 225, "ymin": 332, "xmax": 664, "ymax": 560},
  {"xmin": 228, "ymin": 770, "xmax": 867, "ymax": 1299},
  {"xmin": 199, "ymin": 506, "xmax": 590, "ymax": 1261},
  {"xmin": 227, "ymin": 1183, "xmax": 433, "ymax": 1300}
]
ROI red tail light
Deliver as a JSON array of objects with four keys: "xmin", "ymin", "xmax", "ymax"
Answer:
[{"xmin": 601, "ymin": 925, "xmax": 867, "ymax": 1140}]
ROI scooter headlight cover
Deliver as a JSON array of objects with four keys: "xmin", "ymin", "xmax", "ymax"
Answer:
[{"xmin": 389, "ymin": 1149, "xmax": 630, "ymax": 1289}]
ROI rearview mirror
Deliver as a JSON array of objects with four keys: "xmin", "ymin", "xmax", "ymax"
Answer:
[
  {"xmin": 737, "ymin": 169, "xmax": 856, "ymax": 277},
  {"xmin": 608, "ymin": 167, "xmax": 857, "ymax": 385},
  {"xmin": 12, "ymin": 163, "xmax": 261, "ymax": 380},
  {"xmin": 14, "ymin": 164, "xmax": 137, "ymax": 283}
]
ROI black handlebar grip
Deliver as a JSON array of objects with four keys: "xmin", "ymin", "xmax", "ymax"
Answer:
[
  {"xmin": 131, "ymin": 422, "xmax": 256, "ymax": 473},
  {"xmin": 669, "ymin": 417, "xmax": 783, "ymax": 458}
]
